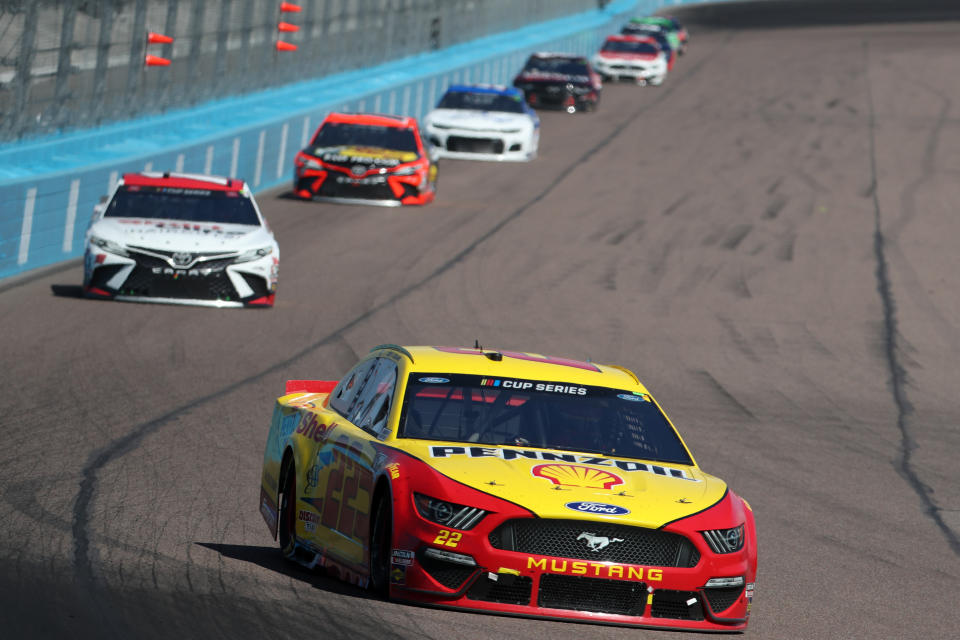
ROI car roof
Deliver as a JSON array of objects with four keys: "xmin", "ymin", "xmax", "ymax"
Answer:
[
  {"xmin": 121, "ymin": 172, "xmax": 246, "ymax": 192},
  {"xmin": 323, "ymin": 112, "xmax": 417, "ymax": 129},
  {"xmin": 631, "ymin": 16, "xmax": 674, "ymax": 26},
  {"xmin": 371, "ymin": 345, "xmax": 646, "ymax": 391},
  {"xmin": 445, "ymin": 84, "xmax": 522, "ymax": 98},
  {"xmin": 530, "ymin": 51, "xmax": 585, "ymax": 60}
]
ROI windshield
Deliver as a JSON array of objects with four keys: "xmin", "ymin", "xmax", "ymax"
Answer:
[
  {"xmin": 399, "ymin": 374, "xmax": 693, "ymax": 465},
  {"xmin": 309, "ymin": 122, "xmax": 419, "ymax": 154},
  {"xmin": 437, "ymin": 91, "xmax": 526, "ymax": 113},
  {"xmin": 623, "ymin": 24, "xmax": 664, "ymax": 36},
  {"xmin": 105, "ymin": 186, "xmax": 260, "ymax": 225},
  {"xmin": 601, "ymin": 40, "xmax": 660, "ymax": 54},
  {"xmin": 522, "ymin": 57, "xmax": 590, "ymax": 78}
]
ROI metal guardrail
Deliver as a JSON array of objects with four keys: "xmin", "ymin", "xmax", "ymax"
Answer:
[{"xmin": 0, "ymin": 0, "xmax": 602, "ymax": 142}]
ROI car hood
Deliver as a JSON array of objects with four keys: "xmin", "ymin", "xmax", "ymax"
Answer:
[
  {"xmin": 516, "ymin": 71, "xmax": 591, "ymax": 85},
  {"xmin": 426, "ymin": 109, "xmax": 533, "ymax": 131},
  {"xmin": 595, "ymin": 52, "xmax": 662, "ymax": 62},
  {"xmin": 305, "ymin": 145, "xmax": 420, "ymax": 169},
  {"xmin": 89, "ymin": 217, "xmax": 273, "ymax": 252},
  {"xmin": 402, "ymin": 441, "xmax": 727, "ymax": 528}
]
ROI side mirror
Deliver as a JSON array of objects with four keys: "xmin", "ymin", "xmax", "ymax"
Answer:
[{"xmin": 92, "ymin": 196, "xmax": 108, "ymax": 219}]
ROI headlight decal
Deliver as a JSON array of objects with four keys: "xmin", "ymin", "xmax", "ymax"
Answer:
[
  {"xmin": 236, "ymin": 246, "xmax": 274, "ymax": 263},
  {"xmin": 414, "ymin": 493, "xmax": 487, "ymax": 530},
  {"xmin": 701, "ymin": 524, "xmax": 744, "ymax": 554},
  {"xmin": 90, "ymin": 235, "xmax": 128, "ymax": 257}
]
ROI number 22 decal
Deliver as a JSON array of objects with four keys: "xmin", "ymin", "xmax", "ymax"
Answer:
[{"xmin": 433, "ymin": 529, "xmax": 462, "ymax": 547}]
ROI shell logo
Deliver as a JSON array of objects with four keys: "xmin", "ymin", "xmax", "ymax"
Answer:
[{"xmin": 531, "ymin": 464, "xmax": 624, "ymax": 489}]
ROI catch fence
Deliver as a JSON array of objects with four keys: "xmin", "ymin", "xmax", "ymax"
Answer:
[{"xmin": 0, "ymin": 0, "xmax": 603, "ymax": 142}]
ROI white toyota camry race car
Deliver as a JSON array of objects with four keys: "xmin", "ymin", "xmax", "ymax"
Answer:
[
  {"xmin": 424, "ymin": 85, "xmax": 539, "ymax": 162},
  {"xmin": 83, "ymin": 172, "xmax": 279, "ymax": 308}
]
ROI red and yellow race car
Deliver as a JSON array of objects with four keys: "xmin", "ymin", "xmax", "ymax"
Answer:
[
  {"xmin": 292, "ymin": 113, "xmax": 437, "ymax": 206},
  {"xmin": 259, "ymin": 345, "xmax": 757, "ymax": 631}
]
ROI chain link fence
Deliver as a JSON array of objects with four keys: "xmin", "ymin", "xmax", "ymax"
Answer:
[{"xmin": 0, "ymin": 0, "xmax": 603, "ymax": 142}]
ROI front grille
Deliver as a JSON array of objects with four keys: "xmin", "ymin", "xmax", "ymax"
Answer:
[
  {"xmin": 318, "ymin": 177, "xmax": 398, "ymax": 201},
  {"xmin": 446, "ymin": 136, "xmax": 505, "ymax": 154},
  {"xmin": 703, "ymin": 586, "xmax": 743, "ymax": 613},
  {"xmin": 526, "ymin": 87, "xmax": 567, "ymax": 106},
  {"xmin": 419, "ymin": 554, "xmax": 476, "ymax": 590},
  {"xmin": 538, "ymin": 574, "xmax": 647, "ymax": 616},
  {"xmin": 119, "ymin": 265, "xmax": 239, "ymax": 301},
  {"xmin": 466, "ymin": 575, "xmax": 532, "ymax": 605},
  {"xmin": 489, "ymin": 519, "xmax": 699, "ymax": 567},
  {"xmin": 650, "ymin": 589, "xmax": 704, "ymax": 620}
]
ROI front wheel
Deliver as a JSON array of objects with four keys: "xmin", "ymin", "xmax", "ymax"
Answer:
[
  {"xmin": 278, "ymin": 463, "xmax": 297, "ymax": 559},
  {"xmin": 368, "ymin": 495, "xmax": 392, "ymax": 595}
]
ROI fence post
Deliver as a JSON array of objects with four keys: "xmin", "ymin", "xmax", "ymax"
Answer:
[
  {"xmin": 92, "ymin": 0, "xmax": 115, "ymax": 125},
  {"xmin": 11, "ymin": 0, "xmax": 38, "ymax": 137},
  {"xmin": 52, "ymin": 1, "xmax": 78, "ymax": 131},
  {"xmin": 159, "ymin": 0, "xmax": 180, "ymax": 103},
  {"xmin": 125, "ymin": 0, "xmax": 148, "ymax": 110}
]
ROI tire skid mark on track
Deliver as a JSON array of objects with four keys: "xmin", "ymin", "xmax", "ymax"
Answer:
[
  {"xmin": 862, "ymin": 42, "xmax": 960, "ymax": 557},
  {"xmin": 694, "ymin": 369, "xmax": 757, "ymax": 422},
  {"xmin": 882, "ymin": 76, "xmax": 960, "ymax": 352},
  {"xmin": 71, "ymin": 32, "xmax": 737, "ymax": 584}
]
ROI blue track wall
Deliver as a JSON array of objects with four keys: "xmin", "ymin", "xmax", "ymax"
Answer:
[{"xmin": 0, "ymin": 0, "xmax": 693, "ymax": 281}]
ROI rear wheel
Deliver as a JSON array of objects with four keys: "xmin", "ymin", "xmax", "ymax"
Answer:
[
  {"xmin": 368, "ymin": 494, "xmax": 392, "ymax": 595},
  {"xmin": 278, "ymin": 462, "xmax": 297, "ymax": 559}
]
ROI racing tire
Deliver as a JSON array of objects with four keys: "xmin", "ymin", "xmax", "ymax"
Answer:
[
  {"xmin": 278, "ymin": 462, "xmax": 297, "ymax": 560},
  {"xmin": 368, "ymin": 494, "xmax": 392, "ymax": 596}
]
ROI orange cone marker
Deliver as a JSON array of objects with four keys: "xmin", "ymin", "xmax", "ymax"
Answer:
[{"xmin": 144, "ymin": 54, "xmax": 171, "ymax": 66}]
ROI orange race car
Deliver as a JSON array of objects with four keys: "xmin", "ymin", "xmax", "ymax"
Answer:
[{"xmin": 293, "ymin": 113, "xmax": 438, "ymax": 206}]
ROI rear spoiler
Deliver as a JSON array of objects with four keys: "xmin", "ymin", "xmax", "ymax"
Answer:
[{"xmin": 285, "ymin": 380, "xmax": 338, "ymax": 394}]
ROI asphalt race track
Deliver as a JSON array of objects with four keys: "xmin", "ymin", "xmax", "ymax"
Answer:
[{"xmin": 2, "ymin": 2, "xmax": 959, "ymax": 638}]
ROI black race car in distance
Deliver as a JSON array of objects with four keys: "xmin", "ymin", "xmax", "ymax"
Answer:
[{"xmin": 513, "ymin": 52, "xmax": 602, "ymax": 114}]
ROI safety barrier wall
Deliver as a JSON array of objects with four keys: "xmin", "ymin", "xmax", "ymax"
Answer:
[{"xmin": 0, "ymin": 0, "xmax": 692, "ymax": 281}]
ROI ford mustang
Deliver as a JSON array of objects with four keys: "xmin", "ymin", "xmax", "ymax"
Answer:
[
  {"xmin": 620, "ymin": 21, "xmax": 677, "ymax": 70},
  {"xmin": 293, "ymin": 113, "xmax": 437, "ymax": 206},
  {"xmin": 259, "ymin": 345, "xmax": 757, "ymax": 631},
  {"xmin": 592, "ymin": 35, "xmax": 669, "ymax": 85},
  {"xmin": 83, "ymin": 172, "xmax": 278, "ymax": 308}
]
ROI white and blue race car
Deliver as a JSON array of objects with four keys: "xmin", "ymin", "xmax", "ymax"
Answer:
[{"xmin": 424, "ymin": 85, "xmax": 539, "ymax": 162}]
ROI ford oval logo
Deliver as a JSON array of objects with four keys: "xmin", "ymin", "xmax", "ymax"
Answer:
[
  {"xmin": 617, "ymin": 393, "xmax": 644, "ymax": 402},
  {"xmin": 418, "ymin": 377, "xmax": 449, "ymax": 384},
  {"xmin": 565, "ymin": 501, "xmax": 630, "ymax": 516}
]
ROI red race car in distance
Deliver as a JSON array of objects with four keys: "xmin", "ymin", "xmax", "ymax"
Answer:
[{"xmin": 293, "ymin": 113, "xmax": 438, "ymax": 206}]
